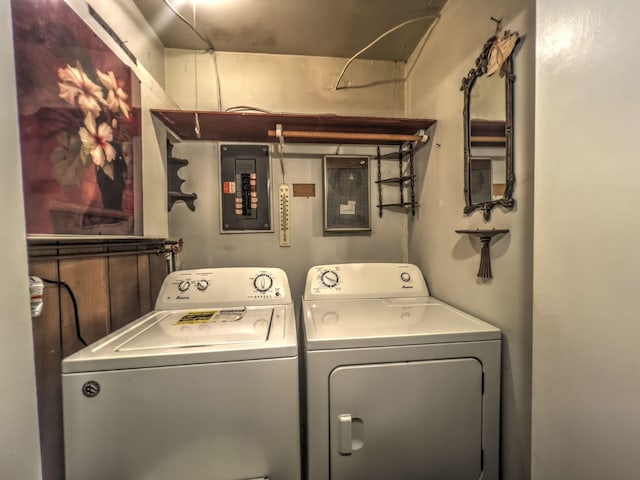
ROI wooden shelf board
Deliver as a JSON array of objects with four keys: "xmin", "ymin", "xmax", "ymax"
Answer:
[
  {"xmin": 470, "ymin": 119, "xmax": 505, "ymax": 137},
  {"xmin": 470, "ymin": 136, "xmax": 506, "ymax": 147},
  {"xmin": 152, "ymin": 110, "xmax": 436, "ymax": 145}
]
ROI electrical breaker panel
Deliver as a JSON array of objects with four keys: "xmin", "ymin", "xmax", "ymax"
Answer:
[{"xmin": 219, "ymin": 144, "xmax": 272, "ymax": 232}]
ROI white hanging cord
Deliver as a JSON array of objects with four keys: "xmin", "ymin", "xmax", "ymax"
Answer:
[
  {"xmin": 164, "ymin": 0, "xmax": 222, "ymax": 111},
  {"xmin": 404, "ymin": 14, "xmax": 442, "ymax": 80},
  {"xmin": 190, "ymin": 2, "xmax": 222, "ymax": 113},
  {"xmin": 334, "ymin": 15, "xmax": 437, "ymax": 90},
  {"xmin": 192, "ymin": 2, "xmax": 201, "ymax": 138},
  {"xmin": 209, "ymin": 50, "xmax": 222, "ymax": 111},
  {"xmin": 276, "ymin": 124, "xmax": 286, "ymax": 182},
  {"xmin": 163, "ymin": 0, "xmax": 214, "ymax": 50},
  {"xmin": 405, "ymin": 0, "xmax": 449, "ymax": 79},
  {"xmin": 193, "ymin": 49, "xmax": 198, "ymax": 112}
]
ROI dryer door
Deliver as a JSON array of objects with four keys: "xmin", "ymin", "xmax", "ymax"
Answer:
[{"xmin": 329, "ymin": 358, "xmax": 483, "ymax": 480}]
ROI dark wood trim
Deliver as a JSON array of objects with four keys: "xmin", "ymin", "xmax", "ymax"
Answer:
[
  {"xmin": 152, "ymin": 110, "xmax": 436, "ymax": 145},
  {"xmin": 29, "ymin": 261, "xmax": 64, "ymax": 480},
  {"xmin": 27, "ymin": 238, "xmax": 172, "ymax": 480}
]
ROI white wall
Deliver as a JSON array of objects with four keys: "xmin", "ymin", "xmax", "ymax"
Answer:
[
  {"xmin": 532, "ymin": 1, "xmax": 640, "ymax": 479},
  {"xmin": 165, "ymin": 50, "xmax": 405, "ymax": 116},
  {"xmin": 170, "ymin": 142, "xmax": 408, "ymax": 305},
  {"xmin": 86, "ymin": 0, "xmax": 166, "ymax": 87},
  {"xmin": 1, "ymin": 1, "xmax": 42, "ymax": 478},
  {"xmin": 405, "ymin": 1, "xmax": 535, "ymax": 479},
  {"xmin": 165, "ymin": 51, "xmax": 410, "ymax": 304}
]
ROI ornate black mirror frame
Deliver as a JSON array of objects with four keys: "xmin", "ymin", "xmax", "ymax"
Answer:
[{"xmin": 461, "ymin": 31, "xmax": 519, "ymax": 221}]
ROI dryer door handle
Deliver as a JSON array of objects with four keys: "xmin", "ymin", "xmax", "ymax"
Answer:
[{"xmin": 338, "ymin": 414, "xmax": 353, "ymax": 455}]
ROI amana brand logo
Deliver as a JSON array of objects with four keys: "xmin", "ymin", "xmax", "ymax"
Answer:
[
  {"xmin": 176, "ymin": 295, "xmax": 190, "ymax": 300},
  {"xmin": 401, "ymin": 285, "xmax": 414, "ymax": 289}
]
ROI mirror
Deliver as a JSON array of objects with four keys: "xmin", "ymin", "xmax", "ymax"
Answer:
[{"xmin": 461, "ymin": 31, "xmax": 520, "ymax": 220}]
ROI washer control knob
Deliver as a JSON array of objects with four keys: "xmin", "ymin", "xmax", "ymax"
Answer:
[
  {"xmin": 178, "ymin": 280, "xmax": 191, "ymax": 292},
  {"xmin": 196, "ymin": 279, "xmax": 209, "ymax": 291},
  {"xmin": 254, "ymin": 273, "xmax": 273, "ymax": 292},
  {"xmin": 321, "ymin": 270, "xmax": 339, "ymax": 288},
  {"xmin": 400, "ymin": 272, "xmax": 411, "ymax": 282}
]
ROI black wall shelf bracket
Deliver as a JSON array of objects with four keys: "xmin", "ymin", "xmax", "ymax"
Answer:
[
  {"xmin": 455, "ymin": 228, "xmax": 509, "ymax": 279},
  {"xmin": 167, "ymin": 140, "xmax": 197, "ymax": 212}
]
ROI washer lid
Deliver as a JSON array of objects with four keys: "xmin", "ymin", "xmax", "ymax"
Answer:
[
  {"xmin": 62, "ymin": 305, "xmax": 297, "ymax": 373},
  {"xmin": 303, "ymin": 298, "xmax": 500, "ymax": 350},
  {"xmin": 117, "ymin": 308, "xmax": 272, "ymax": 352}
]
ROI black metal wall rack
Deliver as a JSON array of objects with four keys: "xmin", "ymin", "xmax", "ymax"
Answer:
[{"xmin": 375, "ymin": 144, "xmax": 417, "ymax": 217}]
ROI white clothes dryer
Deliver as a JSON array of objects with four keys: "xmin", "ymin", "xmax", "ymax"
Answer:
[
  {"xmin": 62, "ymin": 267, "xmax": 300, "ymax": 480},
  {"xmin": 301, "ymin": 263, "xmax": 501, "ymax": 480}
]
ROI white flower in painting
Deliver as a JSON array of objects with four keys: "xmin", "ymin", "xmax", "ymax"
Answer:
[
  {"xmin": 96, "ymin": 69, "xmax": 130, "ymax": 119},
  {"xmin": 57, "ymin": 64, "xmax": 105, "ymax": 117},
  {"xmin": 79, "ymin": 114, "xmax": 116, "ymax": 169}
]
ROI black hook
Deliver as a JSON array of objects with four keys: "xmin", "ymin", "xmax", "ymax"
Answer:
[{"xmin": 490, "ymin": 17, "xmax": 502, "ymax": 35}]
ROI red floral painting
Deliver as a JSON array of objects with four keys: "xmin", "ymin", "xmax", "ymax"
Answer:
[{"xmin": 11, "ymin": 0, "xmax": 141, "ymax": 235}]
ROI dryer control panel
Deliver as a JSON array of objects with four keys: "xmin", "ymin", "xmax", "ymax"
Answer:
[
  {"xmin": 303, "ymin": 263, "xmax": 429, "ymax": 300},
  {"xmin": 156, "ymin": 267, "xmax": 292, "ymax": 309}
]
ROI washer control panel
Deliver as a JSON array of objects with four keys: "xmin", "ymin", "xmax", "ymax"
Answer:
[
  {"xmin": 304, "ymin": 263, "xmax": 429, "ymax": 300},
  {"xmin": 156, "ymin": 267, "xmax": 291, "ymax": 309}
]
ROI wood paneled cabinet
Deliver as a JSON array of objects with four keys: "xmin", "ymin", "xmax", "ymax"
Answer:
[{"xmin": 28, "ymin": 238, "xmax": 174, "ymax": 480}]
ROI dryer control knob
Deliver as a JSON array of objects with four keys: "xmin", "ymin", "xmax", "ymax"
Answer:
[
  {"xmin": 196, "ymin": 280, "xmax": 209, "ymax": 291},
  {"xmin": 400, "ymin": 272, "xmax": 411, "ymax": 282},
  {"xmin": 321, "ymin": 270, "xmax": 339, "ymax": 288},
  {"xmin": 178, "ymin": 280, "xmax": 190, "ymax": 292},
  {"xmin": 253, "ymin": 273, "xmax": 273, "ymax": 292}
]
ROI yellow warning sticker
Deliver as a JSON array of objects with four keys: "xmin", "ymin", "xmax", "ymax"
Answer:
[
  {"xmin": 175, "ymin": 309, "xmax": 245, "ymax": 325},
  {"xmin": 175, "ymin": 311, "xmax": 216, "ymax": 324}
]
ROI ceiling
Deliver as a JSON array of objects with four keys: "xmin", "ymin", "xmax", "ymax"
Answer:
[{"xmin": 132, "ymin": 0, "xmax": 447, "ymax": 62}]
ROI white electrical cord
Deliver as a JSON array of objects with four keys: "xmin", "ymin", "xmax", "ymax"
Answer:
[
  {"xmin": 225, "ymin": 106, "xmax": 274, "ymax": 114},
  {"xmin": 334, "ymin": 15, "xmax": 438, "ymax": 90},
  {"xmin": 276, "ymin": 124, "xmax": 286, "ymax": 181},
  {"xmin": 163, "ymin": 0, "xmax": 213, "ymax": 49},
  {"xmin": 192, "ymin": 3, "xmax": 201, "ymax": 137},
  {"xmin": 208, "ymin": 50, "xmax": 223, "ymax": 111},
  {"xmin": 404, "ymin": 15, "xmax": 442, "ymax": 80},
  {"xmin": 193, "ymin": 2, "xmax": 202, "ymax": 137},
  {"xmin": 163, "ymin": 0, "xmax": 223, "ymax": 111}
]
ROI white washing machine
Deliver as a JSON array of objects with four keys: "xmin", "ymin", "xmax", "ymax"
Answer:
[
  {"xmin": 301, "ymin": 263, "xmax": 501, "ymax": 480},
  {"xmin": 62, "ymin": 267, "xmax": 300, "ymax": 480}
]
